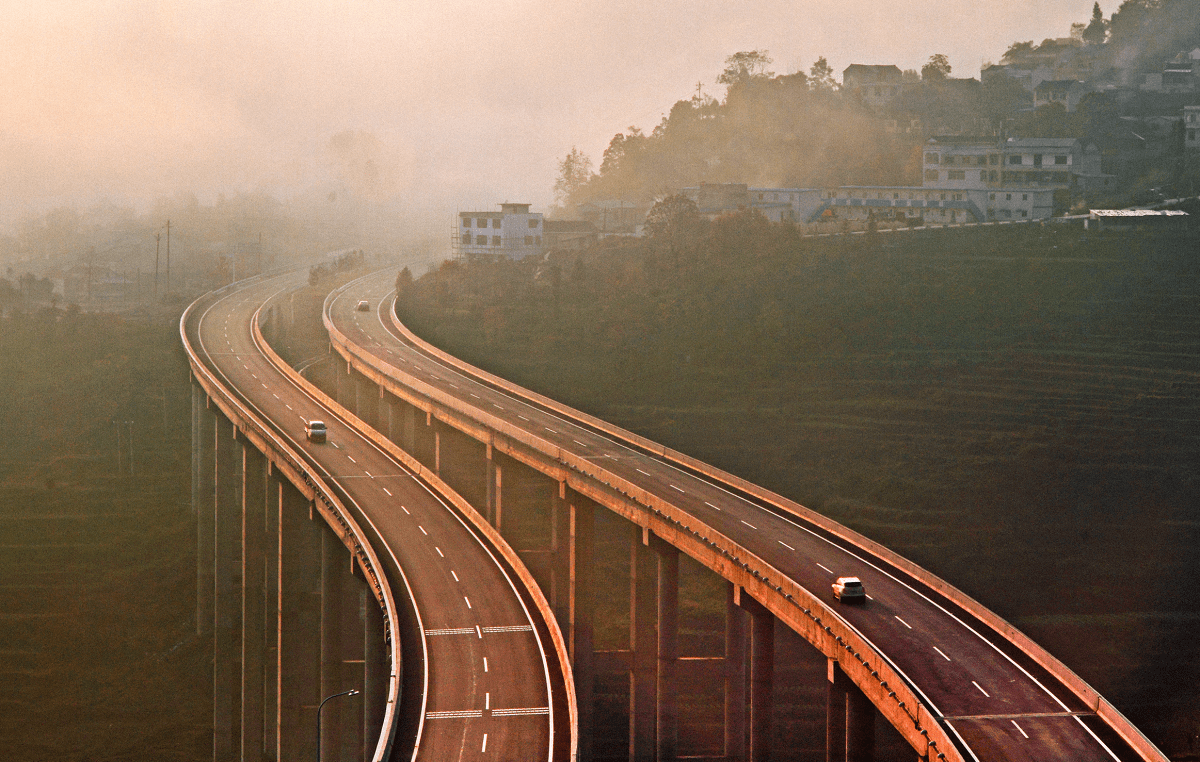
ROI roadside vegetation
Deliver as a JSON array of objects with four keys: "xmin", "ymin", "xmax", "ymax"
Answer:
[{"xmin": 397, "ymin": 218, "xmax": 1200, "ymax": 757}]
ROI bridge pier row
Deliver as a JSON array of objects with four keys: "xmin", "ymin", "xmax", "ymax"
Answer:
[
  {"xmin": 321, "ymin": 525, "xmax": 368, "ymax": 762},
  {"xmin": 725, "ymin": 583, "xmax": 747, "ymax": 762},
  {"xmin": 567, "ymin": 495, "xmax": 595, "ymax": 762},
  {"xmin": 826, "ymin": 660, "xmax": 875, "ymax": 762},
  {"xmin": 277, "ymin": 482, "xmax": 323, "ymax": 762},
  {"xmin": 728, "ymin": 586, "xmax": 774, "ymax": 762},
  {"xmin": 263, "ymin": 473, "xmax": 281, "ymax": 761},
  {"xmin": 362, "ymin": 588, "xmax": 388, "ymax": 762},
  {"xmin": 214, "ymin": 414, "xmax": 244, "ymax": 761}
]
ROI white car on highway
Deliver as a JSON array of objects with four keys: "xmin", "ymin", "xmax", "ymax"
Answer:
[{"xmin": 832, "ymin": 576, "xmax": 866, "ymax": 603}]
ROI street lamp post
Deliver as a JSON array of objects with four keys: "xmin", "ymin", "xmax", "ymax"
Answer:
[{"xmin": 317, "ymin": 688, "xmax": 359, "ymax": 762}]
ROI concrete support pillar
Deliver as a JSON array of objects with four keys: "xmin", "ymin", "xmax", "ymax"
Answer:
[
  {"xmin": 357, "ymin": 375, "xmax": 378, "ymax": 430},
  {"xmin": 655, "ymin": 541, "xmax": 679, "ymax": 762},
  {"xmin": 551, "ymin": 481, "xmax": 570, "ymax": 636},
  {"xmin": 433, "ymin": 420, "xmax": 441, "ymax": 476},
  {"xmin": 744, "ymin": 596, "xmax": 774, "ymax": 762},
  {"xmin": 630, "ymin": 526, "xmax": 658, "ymax": 762},
  {"xmin": 278, "ymin": 484, "xmax": 322, "ymax": 762},
  {"xmin": 384, "ymin": 397, "xmax": 397, "ymax": 444},
  {"xmin": 485, "ymin": 448, "xmax": 502, "ymax": 530},
  {"xmin": 321, "ymin": 528, "xmax": 344, "ymax": 762},
  {"xmin": 569, "ymin": 499, "xmax": 595, "ymax": 762},
  {"xmin": 241, "ymin": 447, "xmax": 267, "ymax": 762},
  {"xmin": 263, "ymin": 475, "xmax": 281, "ymax": 761},
  {"xmin": 197, "ymin": 395, "xmax": 216, "ymax": 636},
  {"xmin": 725, "ymin": 583, "xmax": 747, "ymax": 762},
  {"xmin": 401, "ymin": 404, "xmax": 416, "ymax": 453},
  {"xmin": 828, "ymin": 659, "xmax": 876, "ymax": 762},
  {"xmin": 214, "ymin": 415, "xmax": 243, "ymax": 762},
  {"xmin": 363, "ymin": 589, "xmax": 387, "ymax": 762}
]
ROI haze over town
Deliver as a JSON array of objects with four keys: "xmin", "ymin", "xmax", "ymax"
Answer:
[{"xmin": 3, "ymin": 0, "xmax": 1099, "ymax": 235}]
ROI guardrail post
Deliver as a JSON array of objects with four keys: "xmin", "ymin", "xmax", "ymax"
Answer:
[
  {"xmin": 725, "ymin": 583, "xmax": 747, "ymax": 762},
  {"xmin": 631, "ymin": 526, "xmax": 658, "ymax": 761},
  {"xmin": 278, "ymin": 483, "xmax": 322, "ymax": 762},
  {"xmin": 215, "ymin": 414, "xmax": 243, "ymax": 762},
  {"xmin": 197, "ymin": 390, "xmax": 216, "ymax": 636},
  {"xmin": 654, "ymin": 539, "xmax": 679, "ymax": 762},
  {"xmin": 741, "ymin": 594, "xmax": 774, "ymax": 762},
  {"xmin": 241, "ymin": 446, "xmax": 267, "ymax": 762},
  {"xmin": 828, "ymin": 659, "xmax": 876, "ymax": 762},
  {"xmin": 569, "ymin": 497, "xmax": 595, "ymax": 762}
]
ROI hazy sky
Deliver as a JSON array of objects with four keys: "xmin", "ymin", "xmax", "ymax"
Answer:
[{"xmin": 1, "ymin": 0, "xmax": 1098, "ymax": 231}]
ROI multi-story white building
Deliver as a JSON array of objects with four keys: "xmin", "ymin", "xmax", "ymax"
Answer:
[
  {"xmin": 680, "ymin": 184, "xmax": 824, "ymax": 224},
  {"xmin": 456, "ymin": 203, "xmax": 544, "ymax": 260},
  {"xmin": 814, "ymin": 185, "xmax": 1054, "ymax": 224},
  {"xmin": 1186, "ymin": 106, "xmax": 1200, "ymax": 151},
  {"xmin": 842, "ymin": 64, "xmax": 905, "ymax": 108}
]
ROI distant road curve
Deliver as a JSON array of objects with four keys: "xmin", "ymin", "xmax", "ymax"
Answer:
[{"xmin": 324, "ymin": 268, "xmax": 1167, "ymax": 762}]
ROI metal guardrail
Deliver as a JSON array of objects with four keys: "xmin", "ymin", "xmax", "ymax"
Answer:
[{"xmin": 180, "ymin": 280, "xmax": 404, "ymax": 762}]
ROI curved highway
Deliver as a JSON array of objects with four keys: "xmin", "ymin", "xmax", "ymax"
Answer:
[
  {"xmin": 187, "ymin": 273, "xmax": 567, "ymax": 762},
  {"xmin": 327, "ymin": 268, "xmax": 1164, "ymax": 762}
]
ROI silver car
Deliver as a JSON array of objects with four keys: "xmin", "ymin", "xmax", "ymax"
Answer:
[{"xmin": 832, "ymin": 576, "xmax": 866, "ymax": 603}]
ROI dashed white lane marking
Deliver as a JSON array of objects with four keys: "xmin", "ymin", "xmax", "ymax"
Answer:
[
  {"xmin": 483, "ymin": 657, "xmax": 488, "ymax": 671},
  {"xmin": 817, "ymin": 563, "xmax": 833, "ymax": 573},
  {"xmin": 347, "ymin": 455, "xmax": 357, "ymax": 464},
  {"xmin": 476, "ymin": 625, "xmax": 482, "ymax": 639},
  {"xmin": 517, "ymin": 415, "xmax": 529, "ymax": 421},
  {"xmin": 670, "ymin": 484, "xmax": 685, "ymax": 493},
  {"xmin": 464, "ymin": 596, "xmax": 472, "ymax": 609},
  {"xmin": 934, "ymin": 646, "xmax": 952, "ymax": 662},
  {"xmin": 574, "ymin": 439, "xmax": 588, "ymax": 447},
  {"xmin": 285, "ymin": 404, "xmax": 292, "ymax": 410},
  {"xmin": 741, "ymin": 520, "xmax": 757, "ymax": 530},
  {"xmin": 973, "ymin": 681, "xmax": 990, "ymax": 698},
  {"xmin": 273, "ymin": 393, "xmax": 279, "ymax": 399},
  {"xmin": 261, "ymin": 383, "xmax": 268, "ymax": 388},
  {"xmin": 637, "ymin": 468, "xmax": 651, "ymax": 476},
  {"xmin": 435, "ymin": 547, "xmax": 444, "ymax": 557},
  {"xmin": 364, "ymin": 470, "xmax": 372, "ymax": 478},
  {"xmin": 451, "ymin": 570, "xmax": 459, "ymax": 582},
  {"xmin": 486, "ymin": 693, "xmax": 490, "ymax": 710},
  {"xmin": 382, "ymin": 488, "xmax": 392, "ymax": 496},
  {"xmin": 402, "ymin": 506, "xmax": 410, "ymax": 515},
  {"xmin": 896, "ymin": 616, "xmax": 914, "ymax": 630},
  {"xmin": 418, "ymin": 525, "xmax": 427, "ymax": 535},
  {"xmin": 1011, "ymin": 720, "xmax": 1028, "ymax": 739},
  {"xmin": 705, "ymin": 501, "xmax": 721, "ymax": 511},
  {"xmin": 545, "ymin": 427, "xmax": 557, "ymax": 434},
  {"xmin": 449, "ymin": 383, "xmax": 458, "ymax": 388},
  {"xmin": 494, "ymin": 404, "xmax": 505, "ymax": 410},
  {"xmin": 470, "ymin": 393, "xmax": 480, "ymax": 399},
  {"xmin": 481, "ymin": 734, "xmax": 487, "ymax": 753},
  {"xmin": 778, "ymin": 540, "xmax": 794, "ymax": 550}
]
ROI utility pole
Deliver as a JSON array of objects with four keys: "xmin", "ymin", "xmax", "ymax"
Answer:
[{"xmin": 165, "ymin": 219, "xmax": 171, "ymax": 294}]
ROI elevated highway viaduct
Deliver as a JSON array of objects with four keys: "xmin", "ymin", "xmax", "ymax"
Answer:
[
  {"xmin": 183, "ymin": 273, "xmax": 575, "ymax": 762},
  {"xmin": 318, "ymin": 268, "xmax": 1169, "ymax": 762}
]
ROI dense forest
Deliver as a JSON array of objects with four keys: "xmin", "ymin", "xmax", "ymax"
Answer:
[{"xmin": 398, "ymin": 217, "xmax": 1200, "ymax": 757}]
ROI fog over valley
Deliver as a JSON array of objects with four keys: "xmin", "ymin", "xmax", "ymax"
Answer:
[{"xmin": 3, "ymin": 0, "xmax": 1095, "ymax": 239}]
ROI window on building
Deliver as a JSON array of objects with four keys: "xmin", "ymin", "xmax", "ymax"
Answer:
[
  {"xmin": 1009, "ymin": 155, "xmax": 1022, "ymax": 165},
  {"xmin": 989, "ymin": 193, "xmax": 996, "ymax": 200},
  {"xmin": 1022, "ymin": 194, "xmax": 1028, "ymax": 200},
  {"xmin": 948, "ymin": 170, "xmax": 965, "ymax": 180},
  {"xmin": 1020, "ymin": 210, "xmax": 1028, "ymax": 217},
  {"xmin": 1190, "ymin": 129, "xmax": 1197, "ymax": 140},
  {"xmin": 989, "ymin": 154, "xmax": 999, "ymax": 165},
  {"xmin": 528, "ymin": 219, "xmax": 539, "ymax": 228},
  {"xmin": 462, "ymin": 217, "xmax": 470, "ymax": 227},
  {"xmin": 1054, "ymin": 155, "xmax": 1067, "ymax": 165},
  {"xmin": 462, "ymin": 233, "xmax": 470, "ymax": 244},
  {"xmin": 978, "ymin": 156, "xmax": 988, "ymax": 166},
  {"xmin": 893, "ymin": 192, "xmax": 900, "ymax": 199},
  {"xmin": 493, "ymin": 218, "xmax": 502, "ymax": 228},
  {"xmin": 925, "ymin": 170, "xmax": 939, "ymax": 182},
  {"xmin": 1033, "ymin": 154, "xmax": 1043, "ymax": 166},
  {"xmin": 476, "ymin": 235, "xmax": 487, "ymax": 245},
  {"xmin": 990, "ymin": 170, "xmax": 998, "ymax": 181},
  {"xmin": 535, "ymin": 236, "xmax": 541, "ymax": 245},
  {"xmin": 524, "ymin": 235, "xmax": 534, "ymax": 245},
  {"xmin": 1005, "ymin": 193, "xmax": 1012, "ymax": 200},
  {"xmin": 925, "ymin": 153, "xmax": 939, "ymax": 164},
  {"xmin": 492, "ymin": 236, "xmax": 501, "ymax": 246},
  {"xmin": 476, "ymin": 218, "xmax": 487, "ymax": 227}
]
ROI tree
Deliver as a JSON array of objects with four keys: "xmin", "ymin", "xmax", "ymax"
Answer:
[
  {"xmin": 808, "ymin": 56, "xmax": 837, "ymax": 91},
  {"xmin": 600, "ymin": 128, "xmax": 646, "ymax": 176},
  {"xmin": 1001, "ymin": 41, "xmax": 1035, "ymax": 65},
  {"xmin": 717, "ymin": 50, "xmax": 774, "ymax": 88},
  {"xmin": 553, "ymin": 147, "xmax": 594, "ymax": 207},
  {"xmin": 644, "ymin": 195, "xmax": 701, "ymax": 242},
  {"xmin": 1083, "ymin": 2, "xmax": 1108, "ymax": 45},
  {"xmin": 921, "ymin": 54, "xmax": 952, "ymax": 81}
]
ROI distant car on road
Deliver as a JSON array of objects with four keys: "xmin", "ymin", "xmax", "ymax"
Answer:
[
  {"xmin": 356, "ymin": 300, "xmax": 370, "ymax": 312},
  {"xmin": 832, "ymin": 576, "xmax": 865, "ymax": 603},
  {"xmin": 305, "ymin": 420, "xmax": 327, "ymax": 443}
]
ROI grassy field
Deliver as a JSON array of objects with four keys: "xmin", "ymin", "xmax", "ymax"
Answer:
[{"xmin": 397, "ymin": 222, "xmax": 1200, "ymax": 759}]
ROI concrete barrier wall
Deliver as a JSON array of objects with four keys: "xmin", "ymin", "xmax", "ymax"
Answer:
[
  {"xmin": 181, "ymin": 285, "xmax": 404, "ymax": 762},
  {"xmin": 371, "ymin": 284, "xmax": 1167, "ymax": 762}
]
